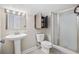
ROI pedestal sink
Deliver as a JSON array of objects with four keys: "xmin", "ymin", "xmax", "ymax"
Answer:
[{"xmin": 5, "ymin": 33, "xmax": 27, "ymax": 54}]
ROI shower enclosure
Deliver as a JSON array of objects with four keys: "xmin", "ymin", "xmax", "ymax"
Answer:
[{"xmin": 52, "ymin": 7, "xmax": 79, "ymax": 53}]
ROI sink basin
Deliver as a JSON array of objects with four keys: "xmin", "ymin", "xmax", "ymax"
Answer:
[
  {"xmin": 5, "ymin": 33, "xmax": 27, "ymax": 40},
  {"xmin": 5, "ymin": 33, "xmax": 27, "ymax": 54}
]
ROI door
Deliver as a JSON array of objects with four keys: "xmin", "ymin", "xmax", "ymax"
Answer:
[{"xmin": 59, "ymin": 10, "xmax": 77, "ymax": 51}]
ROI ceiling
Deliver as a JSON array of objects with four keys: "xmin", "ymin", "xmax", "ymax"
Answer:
[{"xmin": 0, "ymin": 4, "xmax": 77, "ymax": 14}]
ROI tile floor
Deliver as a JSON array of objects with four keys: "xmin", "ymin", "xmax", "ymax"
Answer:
[
  {"xmin": 28, "ymin": 49, "xmax": 45, "ymax": 54},
  {"xmin": 27, "ymin": 48, "xmax": 62, "ymax": 54}
]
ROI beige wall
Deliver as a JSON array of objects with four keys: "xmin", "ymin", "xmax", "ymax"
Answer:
[{"xmin": 0, "ymin": 8, "xmax": 52, "ymax": 54}]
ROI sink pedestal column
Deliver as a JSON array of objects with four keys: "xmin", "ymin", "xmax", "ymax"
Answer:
[
  {"xmin": 5, "ymin": 33, "xmax": 27, "ymax": 54},
  {"xmin": 14, "ymin": 40, "xmax": 21, "ymax": 54}
]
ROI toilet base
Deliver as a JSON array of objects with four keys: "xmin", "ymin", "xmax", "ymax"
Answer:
[{"xmin": 41, "ymin": 48, "xmax": 50, "ymax": 54}]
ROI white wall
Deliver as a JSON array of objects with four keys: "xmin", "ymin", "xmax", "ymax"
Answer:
[
  {"xmin": 21, "ymin": 13, "xmax": 36, "ymax": 51},
  {"xmin": 53, "ymin": 13, "xmax": 58, "ymax": 44}
]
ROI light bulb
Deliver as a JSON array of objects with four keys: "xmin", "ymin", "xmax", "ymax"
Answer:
[
  {"xmin": 12, "ymin": 11, "xmax": 16, "ymax": 14},
  {"xmin": 6, "ymin": 9, "xmax": 10, "ymax": 13}
]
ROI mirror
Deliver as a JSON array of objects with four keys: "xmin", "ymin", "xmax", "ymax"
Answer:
[{"xmin": 6, "ymin": 13, "xmax": 26, "ymax": 30}]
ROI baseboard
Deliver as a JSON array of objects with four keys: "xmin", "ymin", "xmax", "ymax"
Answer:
[{"xmin": 22, "ymin": 46, "xmax": 38, "ymax": 54}]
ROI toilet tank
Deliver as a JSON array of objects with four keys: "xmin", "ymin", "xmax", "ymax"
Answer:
[{"xmin": 36, "ymin": 34, "xmax": 45, "ymax": 42}]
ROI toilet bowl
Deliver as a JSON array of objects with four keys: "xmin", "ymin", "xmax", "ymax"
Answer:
[
  {"xmin": 41, "ymin": 41, "xmax": 52, "ymax": 53},
  {"xmin": 36, "ymin": 34, "xmax": 52, "ymax": 54}
]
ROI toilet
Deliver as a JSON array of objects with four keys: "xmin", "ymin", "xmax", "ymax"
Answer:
[{"xmin": 36, "ymin": 34, "xmax": 52, "ymax": 54}]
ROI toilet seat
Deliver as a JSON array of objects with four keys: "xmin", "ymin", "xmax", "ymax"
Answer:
[{"xmin": 41, "ymin": 41, "xmax": 52, "ymax": 48}]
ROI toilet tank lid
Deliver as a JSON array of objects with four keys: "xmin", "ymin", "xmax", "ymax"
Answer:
[
  {"xmin": 41, "ymin": 41, "xmax": 52, "ymax": 46},
  {"xmin": 36, "ymin": 34, "xmax": 44, "ymax": 35}
]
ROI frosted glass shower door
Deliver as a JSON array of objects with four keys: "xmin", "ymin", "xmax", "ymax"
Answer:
[{"xmin": 59, "ymin": 10, "xmax": 77, "ymax": 51}]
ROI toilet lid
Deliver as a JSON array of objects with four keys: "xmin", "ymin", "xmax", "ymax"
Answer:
[{"xmin": 41, "ymin": 41, "xmax": 52, "ymax": 46}]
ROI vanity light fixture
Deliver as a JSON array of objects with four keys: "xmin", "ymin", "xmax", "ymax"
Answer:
[
  {"xmin": 5, "ymin": 9, "xmax": 26, "ymax": 16},
  {"xmin": 12, "ymin": 11, "xmax": 16, "ymax": 15},
  {"xmin": 17, "ymin": 12, "xmax": 21, "ymax": 15},
  {"xmin": 6, "ymin": 9, "xmax": 10, "ymax": 13},
  {"xmin": 74, "ymin": 5, "xmax": 79, "ymax": 15}
]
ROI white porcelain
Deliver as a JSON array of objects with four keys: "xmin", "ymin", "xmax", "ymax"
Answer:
[
  {"xmin": 5, "ymin": 33, "xmax": 27, "ymax": 40},
  {"xmin": 41, "ymin": 41, "xmax": 52, "ymax": 48},
  {"xmin": 41, "ymin": 41, "xmax": 52, "ymax": 46},
  {"xmin": 36, "ymin": 34, "xmax": 52, "ymax": 54},
  {"xmin": 41, "ymin": 41, "xmax": 52, "ymax": 53},
  {"xmin": 5, "ymin": 33, "xmax": 27, "ymax": 54},
  {"xmin": 36, "ymin": 34, "xmax": 44, "ymax": 42},
  {"xmin": 41, "ymin": 46, "xmax": 49, "ymax": 54}
]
